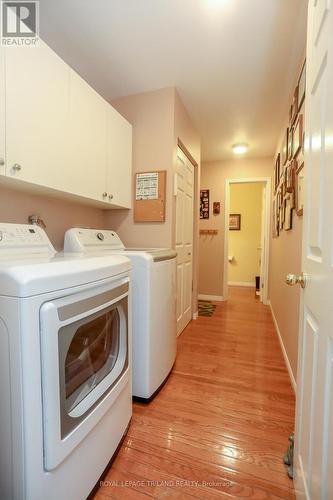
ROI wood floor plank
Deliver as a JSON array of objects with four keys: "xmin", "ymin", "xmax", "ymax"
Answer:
[{"xmin": 94, "ymin": 287, "xmax": 295, "ymax": 499}]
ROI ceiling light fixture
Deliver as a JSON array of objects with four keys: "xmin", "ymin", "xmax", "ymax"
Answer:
[{"xmin": 232, "ymin": 143, "xmax": 248, "ymax": 155}]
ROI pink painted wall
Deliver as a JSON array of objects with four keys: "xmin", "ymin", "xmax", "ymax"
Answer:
[
  {"xmin": 198, "ymin": 157, "xmax": 273, "ymax": 297},
  {"xmin": 0, "ymin": 185, "xmax": 107, "ymax": 250},
  {"xmin": 105, "ymin": 87, "xmax": 175, "ymax": 248},
  {"xmin": 268, "ymin": 58, "xmax": 305, "ymax": 381}
]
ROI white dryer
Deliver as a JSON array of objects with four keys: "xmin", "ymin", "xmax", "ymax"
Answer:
[
  {"xmin": 0, "ymin": 223, "xmax": 132, "ymax": 500},
  {"xmin": 64, "ymin": 228, "xmax": 177, "ymax": 401}
]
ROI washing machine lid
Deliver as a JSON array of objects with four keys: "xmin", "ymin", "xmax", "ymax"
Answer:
[
  {"xmin": 64, "ymin": 228, "xmax": 177, "ymax": 262},
  {"xmin": 0, "ymin": 223, "xmax": 130, "ymax": 297}
]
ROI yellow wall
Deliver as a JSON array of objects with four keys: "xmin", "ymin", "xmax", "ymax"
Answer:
[{"xmin": 229, "ymin": 183, "xmax": 264, "ymax": 284}]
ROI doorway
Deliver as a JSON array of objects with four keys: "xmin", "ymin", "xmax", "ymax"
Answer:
[{"xmin": 223, "ymin": 177, "xmax": 271, "ymax": 304}]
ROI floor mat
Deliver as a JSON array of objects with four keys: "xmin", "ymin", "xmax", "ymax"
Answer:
[{"xmin": 198, "ymin": 300, "xmax": 216, "ymax": 317}]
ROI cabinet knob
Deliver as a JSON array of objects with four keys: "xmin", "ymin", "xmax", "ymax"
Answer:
[
  {"xmin": 102, "ymin": 192, "xmax": 107, "ymax": 198},
  {"xmin": 12, "ymin": 163, "xmax": 22, "ymax": 172},
  {"xmin": 109, "ymin": 194, "xmax": 114, "ymax": 200},
  {"xmin": 0, "ymin": 157, "xmax": 4, "ymax": 166}
]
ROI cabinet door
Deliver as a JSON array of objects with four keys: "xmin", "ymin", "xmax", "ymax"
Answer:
[
  {"xmin": 5, "ymin": 41, "xmax": 70, "ymax": 189},
  {"xmin": 66, "ymin": 70, "xmax": 107, "ymax": 202},
  {"xmin": 0, "ymin": 47, "xmax": 5, "ymax": 176},
  {"xmin": 106, "ymin": 107, "xmax": 132, "ymax": 208}
]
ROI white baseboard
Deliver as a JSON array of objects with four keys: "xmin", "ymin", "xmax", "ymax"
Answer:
[
  {"xmin": 269, "ymin": 301, "xmax": 297, "ymax": 393},
  {"xmin": 193, "ymin": 311, "xmax": 198, "ymax": 320},
  {"xmin": 198, "ymin": 294, "xmax": 224, "ymax": 301},
  {"xmin": 228, "ymin": 281, "xmax": 255, "ymax": 287}
]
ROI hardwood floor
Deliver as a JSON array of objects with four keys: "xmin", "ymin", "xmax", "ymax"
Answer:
[{"xmin": 94, "ymin": 287, "xmax": 296, "ymax": 499}]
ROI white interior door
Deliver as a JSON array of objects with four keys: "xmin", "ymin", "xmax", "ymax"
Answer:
[
  {"xmin": 175, "ymin": 148, "xmax": 194, "ymax": 336},
  {"xmin": 294, "ymin": 1, "xmax": 333, "ymax": 498}
]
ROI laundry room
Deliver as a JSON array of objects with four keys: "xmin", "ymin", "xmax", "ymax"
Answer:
[{"xmin": 1, "ymin": 1, "xmax": 331, "ymax": 499}]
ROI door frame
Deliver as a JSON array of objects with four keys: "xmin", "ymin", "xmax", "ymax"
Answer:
[{"xmin": 223, "ymin": 177, "xmax": 271, "ymax": 304}]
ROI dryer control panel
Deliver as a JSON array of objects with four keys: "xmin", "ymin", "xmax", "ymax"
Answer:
[{"xmin": 0, "ymin": 224, "xmax": 55, "ymax": 254}]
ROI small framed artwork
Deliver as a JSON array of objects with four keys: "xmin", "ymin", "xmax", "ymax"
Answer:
[
  {"xmin": 298, "ymin": 60, "xmax": 306, "ymax": 111},
  {"xmin": 293, "ymin": 114, "xmax": 303, "ymax": 158},
  {"xmin": 274, "ymin": 154, "xmax": 280, "ymax": 192},
  {"xmin": 282, "ymin": 128, "xmax": 289, "ymax": 165},
  {"xmin": 272, "ymin": 198, "xmax": 279, "ymax": 238},
  {"xmin": 286, "ymin": 161, "xmax": 296, "ymax": 193},
  {"xmin": 213, "ymin": 202, "xmax": 220, "ymax": 215},
  {"xmin": 284, "ymin": 196, "xmax": 293, "ymax": 231},
  {"xmin": 290, "ymin": 86, "xmax": 299, "ymax": 125},
  {"xmin": 288, "ymin": 127, "xmax": 293, "ymax": 160},
  {"xmin": 296, "ymin": 162, "xmax": 305, "ymax": 216},
  {"xmin": 229, "ymin": 214, "xmax": 241, "ymax": 231},
  {"xmin": 200, "ymin": 189, "xmax": 209, "ymax": 219}
]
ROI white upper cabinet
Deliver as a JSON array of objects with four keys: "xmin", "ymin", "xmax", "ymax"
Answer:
[
  {"xmin": 5, "ymin": 41, "xmax": 70, "ymax": 190},
  {"xmin": 106, "ymin": 107, "xmax": 132, "ymax": 208},
  {"xmin": 0, "ymin": 47, "xmax": 5, "ymax": 177},
  {"xmin": 66, "ymin": 70, "xmax": 107, "ymax": 202},
  {"xmin": 3, "ymin": 40, "xmax": 132, "ymax": 208}
]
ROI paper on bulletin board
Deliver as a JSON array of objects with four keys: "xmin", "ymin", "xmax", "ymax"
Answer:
[{"xmin": 135, "ymin": 172, "xmax": 159, "ymax": 200}]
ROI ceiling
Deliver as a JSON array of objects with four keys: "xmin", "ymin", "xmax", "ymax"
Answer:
[{"xmin": 38, "ymin": 0, "xmax": 307, "ymax": 162}]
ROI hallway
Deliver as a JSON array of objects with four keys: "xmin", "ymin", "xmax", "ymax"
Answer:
[{"xmin": 95, "ymin": 287, "xmax": 296, "ymax": 499}]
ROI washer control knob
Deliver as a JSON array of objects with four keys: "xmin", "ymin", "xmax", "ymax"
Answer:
[{"xmin": 97, "ymin": 232, "xmax": 104, "ymax": 241}]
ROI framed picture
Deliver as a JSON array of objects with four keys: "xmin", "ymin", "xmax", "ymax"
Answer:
[
  {"xmin": 213, "ymin": 202, "xmax": 220, "ymax": 215},
  {"xmin": 229, "ymin": 214, "xmax": 241, "ymax": 231},
  {"xmin": 293, "ymin": 114, "xmax": 303, "ymax": 158},
  {"xmin": 200, "ymin": 189, "xmax": 209, "ymax": 219},
  {"xmin": 290, "ymin": 85, "xmax": 299, "ymax": 125},
  {"xmin": 298, "ymin": 60, "xmax": 306, "ymax": 111},
  {"xmin": 296, "ymin": 162, "xmax": 305, "ymax": 216},
  {"xmin": 272, "ymin": 198, "xmax": 279, "ymax": 238},
  {"xmin": 282, "ymin": 128, "xmax": 289, "ymax": 165},
  {"xmin": 284, "ymin": 196, "xmax": 293, "ymax": 231},
  {"xmin": 274, "ymin": 154, "xmax": 280, "ymax": 192},
  {"xmin": 286, "ymin": 161, "xmax": 296, "ymax": 193},
  {"xmin": 288, "ymin": 127, "xmax": 293, "ymax": 160}
]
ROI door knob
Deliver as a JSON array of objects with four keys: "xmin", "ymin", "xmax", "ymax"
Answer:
[{"xmin": 285, "ymin": 273, "xmax": 307, "ymax": 289}]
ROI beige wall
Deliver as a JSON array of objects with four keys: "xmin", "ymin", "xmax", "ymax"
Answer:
[
  {"xmin": 105, "ymin": 87, "xmax": 175, "ymax": 248},
  {"xmin": 199, "ymin": 157, "xmax": 272, "ymax": 298},
  {"xmin": 229, "ymin": 182, "xmax": 264, "ymax": 284},
  {"xmin": 0, "ymin": 184, "xmax": 106, "ymax": 250},
  {"xmin": 269, "ymin": 85, "xmax": 305, "ymax": 382}
]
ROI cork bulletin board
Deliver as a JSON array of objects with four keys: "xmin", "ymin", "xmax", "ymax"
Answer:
[{"xmin": 134, "ymin": 171, "xmax": 166, "ymax": 222}]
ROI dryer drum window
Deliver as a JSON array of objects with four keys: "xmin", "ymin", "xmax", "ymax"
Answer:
[
  {"xmin": 63, "ymin": 307, "xmax": 120, "ymax": 412},
  {"xmin": 56, "ymin": 292, "xmax": 129, "ymax": 438}
]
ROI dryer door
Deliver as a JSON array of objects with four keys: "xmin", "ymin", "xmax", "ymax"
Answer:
[{"xmin": 40, "ymin": 276, "xmax": 130, "ymax": 471}]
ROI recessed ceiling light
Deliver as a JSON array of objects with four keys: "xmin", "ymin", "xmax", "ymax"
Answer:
[{"xmin": 232, "ymin": 143, "xmax": 248, "ymax": 155}]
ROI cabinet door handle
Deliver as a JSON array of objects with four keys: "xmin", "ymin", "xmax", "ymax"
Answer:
[
  {"xmin": 12, "ymin": 163, "xmax": 22, "ymax": 172},
  {"xmin": 0, "ymin": 157, "xmax": 4, "ymax": 166}
]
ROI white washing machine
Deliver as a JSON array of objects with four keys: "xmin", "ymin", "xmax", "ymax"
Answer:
[
  {"xmin": 0, "ymin": 223, "xmax": 132, "ymax": 500},
  {"xmin": 64, "ymin": 228, "xmax": 177, "ymax": 401}
]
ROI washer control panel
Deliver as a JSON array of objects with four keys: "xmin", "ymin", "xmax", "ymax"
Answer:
[{"xmin": 0, "ymin": 224, "xmax": 55, "ymax": 253}]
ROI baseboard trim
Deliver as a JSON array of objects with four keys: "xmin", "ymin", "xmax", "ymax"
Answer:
[
  {"xmin": 198, "ymin": 294, "xmax": 224, "ymax": 301},
  {"xmin": 193, "ymin": 311, "xmax": 198, "ymax": 320},
  {"xmin": 228, "ymin": 281, "xmax": 255, "ymax": 287},
  {"xmin": 269, "ymin": 301, "xmax": 297, "ymax": 393}
]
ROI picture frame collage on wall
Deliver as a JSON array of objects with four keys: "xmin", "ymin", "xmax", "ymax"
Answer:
[{"xmin": 273, "ymin": 59, "xmax": 306, "ymax": 238}]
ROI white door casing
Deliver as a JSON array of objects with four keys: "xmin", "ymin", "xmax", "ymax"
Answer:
[
  {"xmin": 175, "ymin": 148, "xmax": 194, "ymax": 336},
  {"xmin": 294, "ymin": 1, "xmax": 333, "ymax": 499}
]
